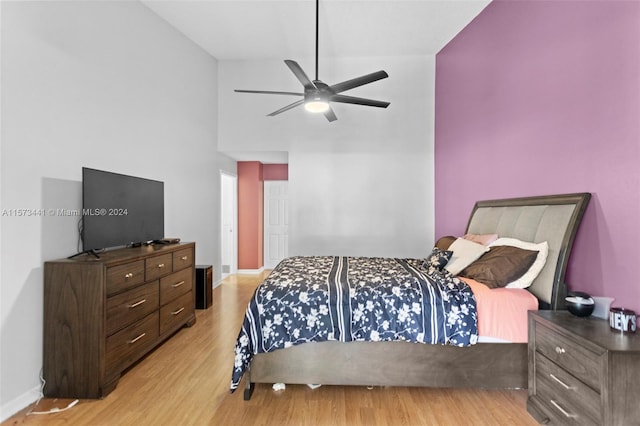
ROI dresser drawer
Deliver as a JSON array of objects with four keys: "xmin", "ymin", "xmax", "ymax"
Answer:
[
  {"xmin": 106, "ymin": 261, "xmax": 145, "ymax": 296},
  {"xmin": 173, "ymin": 247, "xmax": 193, "ymax": 271},
  {"xmin": 534, "ymin": 352, "xmax": 600, "ymax": 425},
  {"xmin": 106, "ymin": 281, "xmax": 159, "ymax": 336},
  {"xmin": 160, "ymin": 268, "xmax": 192, "ymax": 306},
  {"xmin": 106, "ymin": 312, "xmax": 159, "ymax": 373},
  {"xmin": 535, "ymin": 323, "xmax": 601, "ymax": 390},
  {"xmin": 145, "ymin": 253, "xmax": 173, "ymax": 281},
  {"xmin": 160, "ymin": 291, "xmax": 193, "ymax": 335}
]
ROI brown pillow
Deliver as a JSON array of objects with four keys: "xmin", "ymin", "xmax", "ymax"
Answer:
[
  {"xmin": 459, "ymin": 245, "xmax": 538, "ymax": 288},
  {"xmin": 435, "ymin": 236, "xmax": 457, "ymax": 251}
]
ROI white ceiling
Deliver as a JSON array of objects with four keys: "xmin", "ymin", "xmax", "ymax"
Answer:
[
  {"xmin": 141, "ymin": 0, "xmax": 490, "ymax": 163},
  {"xmin": 142, "ymin": 0, "xmax": 489, "ymax": 61}
]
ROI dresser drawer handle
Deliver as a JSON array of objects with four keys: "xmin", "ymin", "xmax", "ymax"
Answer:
[
  {"xmin": 125, "ymin": 272, "xmax": 134, "ymax": 279},
  {"xmin": 171, "ymin": 307, "xmax": 185, "ymax": 316},
  {"xmin": 181, "ymin": 256, "xmax": 188, "ymax": 261},
  {"xmin": 127, "ymin": 299, "xmax": 147, "ymax": 308},
  {"xmin": 550, "ymin": 400, "xmax": 575, "ymax": 418},
  {"xmin": 549, "ymin": 373, "xmax": 574, "ymax": 390},
  {"xmin": 128, "ymin": 332, "xmax": 146, "ymax": 344},
  {"xmin": 172, "ymin": 280, "xmax": 185, "ymax": 288},
  {"xmin": 158, "ymin": 263, "xmax": 165, "ymax": 268},
  {"xmin": 554, "ymin": 346, "xmax": 566, "ymax": 354}
]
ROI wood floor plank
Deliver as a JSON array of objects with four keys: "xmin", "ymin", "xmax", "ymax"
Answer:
[{"xmin": 3, "ymin": 273, "xmax": 539, "ymax": 425}]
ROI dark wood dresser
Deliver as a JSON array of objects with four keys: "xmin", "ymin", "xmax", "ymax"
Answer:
[
  {"xmin": 528, "ymin": 310, "xmax": 640, "ymax": 425},
  {"xmin": 43, "ymin": 242, "xmax": 196, "ymax": 398}
]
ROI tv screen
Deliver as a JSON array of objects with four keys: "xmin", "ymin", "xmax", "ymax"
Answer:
[{"xmin": 82, "ymin": 168, "xmax": 164, "ymax": 251}]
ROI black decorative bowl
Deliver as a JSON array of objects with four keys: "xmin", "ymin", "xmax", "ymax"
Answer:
[{"xmin": 565, "ymin": 293, "xmax": 595, "ymax": 317}]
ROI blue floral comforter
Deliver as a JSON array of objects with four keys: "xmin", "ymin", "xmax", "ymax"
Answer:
[{"xmin": 230, "ymin": 256, "xmax": 478, "ymax": 392}]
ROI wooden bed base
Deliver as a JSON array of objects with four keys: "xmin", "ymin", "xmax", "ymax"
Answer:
[
  {"xmin": 242, "ymin": 193, "xmax": 591, "ymax": 400},
  {"xmin": 244, "ymin": 341, "xmax": 527, "ymax": 399}
]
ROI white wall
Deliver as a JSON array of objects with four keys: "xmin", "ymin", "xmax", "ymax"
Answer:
[
  {"xmin": 219, "ymin": 55, "xmax": 435, "ymax": 258},
  {"xmin": 0, "ymin": 1, "xmax": 227, "ymax": 419}
]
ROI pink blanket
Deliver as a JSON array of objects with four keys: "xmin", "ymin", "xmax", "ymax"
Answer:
[{"xmin": 461, "ymin": 277, "xmax": 538, "ymax": 343}]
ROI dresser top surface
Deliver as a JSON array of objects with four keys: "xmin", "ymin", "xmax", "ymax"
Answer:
[
  {"xmin": 47, "ymin": 242, "xmax": 195, "ymax": 266},
  {"xmin": 531, "ymin": 310, "xmax": 640, "ymax": 352}
]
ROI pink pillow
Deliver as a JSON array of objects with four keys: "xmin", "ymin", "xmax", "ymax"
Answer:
[{"xmin": 463, "ymin": 233, "xmax": 499, "ymax": 246}]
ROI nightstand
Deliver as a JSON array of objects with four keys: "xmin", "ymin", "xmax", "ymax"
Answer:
[{"xmin": 527, "ymin": 311, "xmax": 640, "ymax": 425}]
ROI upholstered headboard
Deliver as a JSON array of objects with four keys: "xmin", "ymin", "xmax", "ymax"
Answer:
[{"xmin": 465, "ymin": 193, "xmax": 591, "ymax": 310}]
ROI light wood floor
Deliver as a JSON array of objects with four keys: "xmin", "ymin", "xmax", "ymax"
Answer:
[{"xmin": 4, "ymin": 273, "xmax": 539, "ymax": 425}]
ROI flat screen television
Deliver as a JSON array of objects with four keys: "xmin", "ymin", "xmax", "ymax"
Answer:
[{"xmin": 82, "ymin": 167, "xmax": 164, "ymax": 251}]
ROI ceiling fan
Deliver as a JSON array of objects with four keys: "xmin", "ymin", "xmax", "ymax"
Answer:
[{"xmin": 235, "ymin": 0, "xmax": 390, "ymax": 122}]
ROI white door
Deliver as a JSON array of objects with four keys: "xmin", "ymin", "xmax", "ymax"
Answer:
[
  {"xmin": 220, "ymin": 172, "xmax": 237, "ymax": 278},
  {"xmin": 264, "ymin": 181, "xmax": 289, "ymax": 269}
]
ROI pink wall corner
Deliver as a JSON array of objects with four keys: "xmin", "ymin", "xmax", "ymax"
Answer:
[
  {"xmin": 263, "ymin": 164, "xmax": 289, "ymax": 181},
  {"xmin": 237, "ymin": 161, "xmax": 264, "ymax": 270},
  {"xmin": 237, "ymin": 162, "xmax": 286, "ymax": 270},
  {"xmin": 435, "ymin": 1, "xmax": 640, "ymax": 311}
]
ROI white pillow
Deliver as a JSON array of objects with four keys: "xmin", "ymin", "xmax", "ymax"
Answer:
[
  {"xmin": 489, "ymin": 238, "xmax": 549, "ymax": 289},
  {"xmin": 444, "ymin": 238, "xmax": 490, "ymax": 276}
]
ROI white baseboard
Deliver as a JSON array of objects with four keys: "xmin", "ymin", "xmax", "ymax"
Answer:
[
  {"xmin": 1, "ymin": 385, "xmax": 40, "ymax": 422},
  {"xmin": 236, "ymin": 267, "xmax": 264, "ymax": 275}
]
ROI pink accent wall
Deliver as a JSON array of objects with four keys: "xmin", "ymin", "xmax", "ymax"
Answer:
[
  {"xmin": 237, "ymin": 161, "xmax": 264, "ymax": 270},
  {"xmin": 263, "ymin": 164, "xmax": 288, "ymax": 181},
  {"xmin": 435, "ymin": 2, "xmax": 640, "ymax": 311}
]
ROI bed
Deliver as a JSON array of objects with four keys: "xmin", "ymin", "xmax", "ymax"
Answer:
[{"xmin": 234, "ymin": 193, "xmax": 591, "ymax": 400}]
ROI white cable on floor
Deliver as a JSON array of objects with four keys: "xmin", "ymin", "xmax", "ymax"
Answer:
[{"xmin": 27, "ymin": 399, "xmax": 79, "ymax": 415}]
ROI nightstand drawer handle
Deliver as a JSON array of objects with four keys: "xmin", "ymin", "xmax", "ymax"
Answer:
[
  {"xmin": 550, "ymin": 400, "xmax": 575, "ymax": 418},
  {"xmin": 127, "ymin": 299, "xmax": 147, "ymax": 308},
  {"xmin": 128, "ymin": 332, "xmax": 146, "ymax": 344},
  {"xmin": 172, "ymin": 280, "xmax": 185, "ymax": 288},
  {"xmin": 125, "ymin": 272, "xmax": 134, "ymax": 279},
  {"xmin": 181, "ymin": 256, "xmax": 188, "ymax": 261},
  {"xmin": 549, "ymin": 373, "xmax": 574, "ymax": 390},
  {"xmin": 171, "ymin": 307, "xmax": 185, "ymax": 316},
  {"xmin": 554, "ymin": 346, "xmax": 566, "ymax": 354},
  {"xmin": 158, "ymin": 263, "xmax": 165, "ymax": 268}
]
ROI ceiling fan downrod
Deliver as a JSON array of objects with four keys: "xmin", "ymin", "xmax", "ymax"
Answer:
[{"xmin": 314, "ymin": 0, "xmax": 319, "ymax": 82}]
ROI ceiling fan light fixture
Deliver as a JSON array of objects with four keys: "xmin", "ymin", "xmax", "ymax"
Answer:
[{"xmin": 304, "ymin": 97, "xmax": 330, "ymax": 113}]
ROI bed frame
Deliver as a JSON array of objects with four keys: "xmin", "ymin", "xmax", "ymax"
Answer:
[{"xmin": 243, "ymin": 193, "xmax": 591, "ymax": 400}]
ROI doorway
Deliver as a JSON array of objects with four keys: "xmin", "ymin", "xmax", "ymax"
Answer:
[
  {"xmin": 220, "ymin": 172, "xmax": 237, "ymax": 279},
  {"xmin": 263, "ymin": 180, "xmax": 289, "ymax": 269}
]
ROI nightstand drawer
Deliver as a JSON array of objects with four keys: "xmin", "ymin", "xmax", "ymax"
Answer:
[
  {"xmin": 535, "ymin": 352, "xmax": 600, "ymax": 425},
  {"xmin": 535, "ymin": 323, "xmax": 601, "ymax": 390},
  {"xmin": 529, "ymin": 311, "xmax": 640, "ymax": 426}
]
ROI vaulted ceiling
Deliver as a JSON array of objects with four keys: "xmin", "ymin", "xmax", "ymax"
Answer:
[
  {"xmin": 142, "ymin": 1, "xmax": 490, "ymax": 61},
  {"xmin": 141, "ymin": 1, "xmax": 490, "ymax": 163}
]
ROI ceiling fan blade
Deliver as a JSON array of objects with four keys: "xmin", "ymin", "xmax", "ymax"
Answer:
[
  {"xmin": 324, "ymin": 106, "xmax": 337, "ymax": 122},
  {"xmin": 330, "ymin": 94, "xmax": 390, "ymax": 108},
  {"xmin": 267, "ymin": 99, "xmax": 305, "ymax": 117},
  {"xmin": 284, "ymin": 60, "xmax": 316, "ymax": 91},
  {"xmin": 329, "ymin": 71, "xmax": 389, "ymax": 94},
  {"xmin": 235, "ymin": 90, "xmax": 303, "ymax": 96}
]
